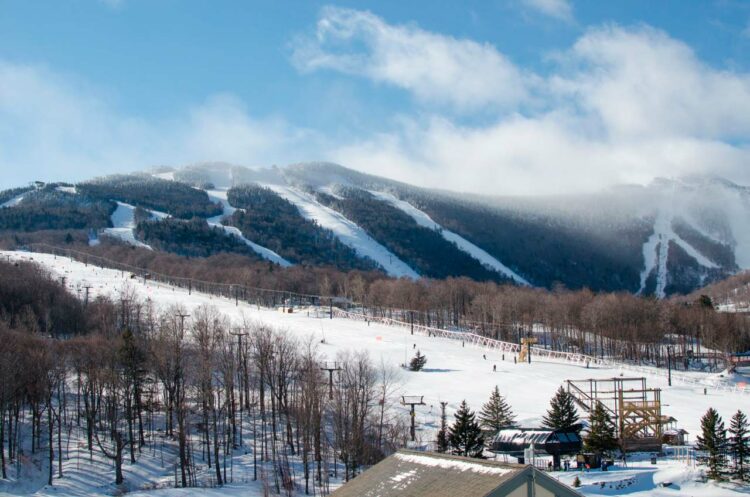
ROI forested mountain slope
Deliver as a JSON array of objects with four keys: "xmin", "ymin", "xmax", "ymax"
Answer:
[{"xmin": 1, "ymin": 163, "xmax": 746, "ymax": 296}]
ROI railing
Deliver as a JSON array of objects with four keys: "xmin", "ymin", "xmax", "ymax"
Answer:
[
  {"xmin": 22, "ymin": 243, "xmax": 327, "ymax": 309},
  {"xmin": 331, "ymin": 308, "xmax": 604, "ymax": 367}
]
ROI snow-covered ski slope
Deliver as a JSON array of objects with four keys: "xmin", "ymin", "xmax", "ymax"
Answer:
[
  {"xmin": 7, "ymin": 251, "xmax": 746, "ymax": 436},
  {"xmin": 101, "ymin": 202, "xmax": 153, "ymax": 250},
  {"xmin": 639, "ymin": 208, "xmax": 719, "ymax": 297},
  {"xmin": 4, "ymin": 250, "xmax": 750, "ymax": 497},
  {"xmin": 0, "ymin": 192, "xmax": 28, "ymax": 208},
  {"xmin": 205, "ymin": 189, "xmax": 292, "ymax": 267},
  {"xmin": 260, "ymin": 184, "xmax": 419, "ymax": 278},
  {"xmin": 369, "ymin": 191, "xmax": 530, "ymax": 285}
]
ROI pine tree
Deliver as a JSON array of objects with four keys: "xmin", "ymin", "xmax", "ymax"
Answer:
[
  {"xmin": 584, "ymin": 402, "xmax": 617, "ymax": 456},
  {"xmin": 728, "ymin": 410, "xmax": 749, "ymax": 482},
  {"xmin": 696, "ymin": 408, "xmax": 727, "ymax": 480},
  {"xmin": 409, "ymin": 350, "xmax": 427, "ymax": 371},
  {"xmin": 436, "ymin": 406, "xmax": 449, "ymax": 453},
  {"xmin": 478, "ymin": 386, "xmax": 516, "ymax": 432},
  {"xmin": 542, "ymin": 386, "xmax": 580, "ymax": 433},
  {"xmin": 448, "ymin": 400, "xmax": 485, "ymax": 458}
]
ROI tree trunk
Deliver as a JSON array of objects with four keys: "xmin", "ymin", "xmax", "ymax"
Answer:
[
  {"xmin": 47, "ymin": 398, "xmax": 53, "ymax": 486},
  {"xmin": 212, "ymin": 403, "xmax": 222, "ymax": 486},
  {"xmin": 0, "ymin": 407, "xmax": 6, "ymax": 479}
]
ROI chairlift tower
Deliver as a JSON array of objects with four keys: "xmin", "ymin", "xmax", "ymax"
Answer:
[
  {"xmin": 320, "ymin": 361, "xmax": 342, "ymax": 400},
  {"xmin": 401, "ymin": 395, "xmax": 426, "ymax": 442}
]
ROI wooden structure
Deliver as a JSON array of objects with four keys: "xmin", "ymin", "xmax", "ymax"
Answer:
[
  {"xmin": 566, "ymin": 377, "xmax": 666, "ymax": 452},
  {"xmin": 331, "ymin": 450, "xmax": 584, "ymax": 497},
  {"xmin": 518, "ymin": 337, "xmax": 538, "ymax": 363},
  {"xmin": 662, "ymin": 428, "xmax": 689, "ymax": 446}
]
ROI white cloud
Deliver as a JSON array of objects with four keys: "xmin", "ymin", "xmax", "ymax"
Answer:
[
  {"xmin": 2, "ymin": 13, "xmax": 750, "ymax": 198},
  {"xmin": 317, "ymin": 20, "xmax": 750, "ymax": 195},
  {"xmin": 520, "ymin": 0, "xmax": 574, "ymax": 23},
  {"xmin": 291, "ymin": 6, "xmax": 529, "ymax": 111},
  {"xmin": 331, "ymin": 114, "xmax": 750, "ymax": 196},
  {"xmin": 0, "ymin": 61, "xmax": 318, "ymax": 188},
  {"xmin": 559, "ymin": 25, "xmax": 750, "ymax": 140}
]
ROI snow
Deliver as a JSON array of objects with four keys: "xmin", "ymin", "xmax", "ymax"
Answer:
[
  {"xmin": 4, "ymin": 250, "xmax": 749, "ymax": 497},
  {"xmin": 205, "ymin": 189, "xmax": 292, "ymax": 267},
  {"xmin": 152, "ymin": 171, "xmax": 175, "ymax": 181},
  {"xmin": 393, "ymin": 453, "xmax": 511, "ymax": 476},
  {"xmin": 639, "ymin": 207, "xmax": 718, "ymax": 298},
  {"xmin": 260, "ymin": 184, "xmax": 419, "ymax": 278},
  {"xmin": 55, "ymin": 185, "xmax": 77, "ymax": 194},
  {"xmin": 551, "ymin": 453, "xmax": 747, "ymax": 497},
  {"xmin": 6, "ymin": 251, "xmax": 747, "ymax": 437},
  {"xmin": 101, "ymin": 202, "xmax": 153, "ymax": 250},
  {"xmin": 0, "ymin": 192, "xmax": 27, "ymax": 208},
  {"xmin": 724, "ymin": 189, "xmax": 750, "ymax": 269},
  {"xmin": 369, "ymin": 191, "xmax": 530, "ymax": 285}
]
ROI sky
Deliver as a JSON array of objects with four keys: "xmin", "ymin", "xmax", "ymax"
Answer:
[{"xmin": 1, "ymin": 0, "xmax": 749, "ymax": 195}]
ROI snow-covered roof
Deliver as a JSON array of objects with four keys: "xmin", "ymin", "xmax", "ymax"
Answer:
[
  {"xmin": 331, "ymin": 450, "xmax": 583, "ymax": 497},
  {"xmin": 663, "ymin": 428, "xmax": 689, "ymax": 435}
]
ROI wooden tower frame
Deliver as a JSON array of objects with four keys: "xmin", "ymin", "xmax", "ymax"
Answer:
[{"xmin": 566, "ymin": 377, "xmax": 664, "ymax": 452}]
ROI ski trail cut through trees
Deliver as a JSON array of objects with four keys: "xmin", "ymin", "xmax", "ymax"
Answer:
[
  {"xmin": 260, "ymin": 184, "xmax": 419, "ymax": 278},
  {"xmin": 369, "ymin": 190, "xmax": 530, "ymax": 285}
]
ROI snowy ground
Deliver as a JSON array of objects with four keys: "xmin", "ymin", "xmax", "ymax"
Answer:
[
  {"xmin": 205, "ymin": 189, "xmax": 292, "ymax": 267},
  {"xmin": 638, "ymin": 207, "xmax": 719, "ymax": 298},
  {"xmin": 0, "ymin": 193, "xmax": 28, "ymax": 208},
  {"xmin": 100, "ymin": 202, "xmax": 154, "ymax": 250},
  {"xmin": 551, "ymin": 452, "xmax": 749, "ymax": 497},
  {"xmin": 260, "ymin": 184, "xmax": 419, "ymax": 278},
  {"xmin": 368, "ymin": 190, "xmax": 529, "ymax": 285},
  {"xmin": 2, "ymin": 250, "xmax": 749, "ymax": 496}
]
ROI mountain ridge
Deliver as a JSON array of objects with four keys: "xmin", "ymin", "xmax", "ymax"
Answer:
[{"xmin": 1, "ymin": 162, "xmax": 747, "ymax": 296}]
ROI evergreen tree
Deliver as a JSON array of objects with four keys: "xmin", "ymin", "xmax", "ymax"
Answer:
[
  {"xmin": 728, "ymin": 410, "xmax": 749, "ymax": 481},
  {"xmin": 436, "ymin": 405, "xmax": 449, "ymax": 453},
  {"xmin": 409, "ymin": 350, "xmax": 427, "ymax": 371},
  {"xmin": 696, "ymin": 408, "xmax": 727, "ymax": 480},
  {"xmin": 542, "ymin": 386, "xmax": 580, "ymax": 432},
  {"xmin": 448, "ymin": 400, "xmax": 485, "ymax": 458},
  {"xmin": 584, "ymin": 403, "xmax": 617, "ymax": 456},
  {"xmin": 478, "ymin": 386, "xmax": 516, "ymax": 432}
]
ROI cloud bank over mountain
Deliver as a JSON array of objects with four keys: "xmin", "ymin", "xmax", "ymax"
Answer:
[{"xmin": 1, "ymin": 6, "xmax": 749, "ymax": 195}]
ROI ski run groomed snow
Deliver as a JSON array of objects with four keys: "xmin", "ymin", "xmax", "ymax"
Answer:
[
  {"xmin": 2, "ymin": 250, "xmax": 749, "ymax": 497},
  {"xmin": 101, "ymin": 202, "xmax": 154, "ymax": 250},
  {"xmin": 260, "ymin": 184, "xmax": 420, "ymax": 278},
  {"xmin": 205, "ymin": 189, "xmax": 292, "ymax": 267},
  {"xmin": 639, "ymin": 207, "xmax": 719, "ymax": 298},
  {"xmin": 368, "ymin": 190, "xmax": 530, "ymax": 285}
]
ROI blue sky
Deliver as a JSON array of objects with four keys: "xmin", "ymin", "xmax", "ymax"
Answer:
[{"xmin": 1, "ymin": 0, "xmax": 749, "ymax": 194}]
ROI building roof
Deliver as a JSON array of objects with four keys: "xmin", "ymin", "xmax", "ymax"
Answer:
[
  {"xmin": 331, "ymin": 450, "xmax": 583, "ymax": 497},
  {"xmin": 490, "ymin": 427, "xmax": 582, "ymax": 456}
]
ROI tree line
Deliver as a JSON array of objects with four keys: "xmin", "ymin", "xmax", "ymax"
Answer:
[
  {"xmin": 227, "ymin": 184, "xmax": 380, "ymax": 271},
  {"xmin": 9, "ymin": 241, "xmax": 749, "ymax": 366},
  {"xmin": 0, "ymin": 259, "xmax": 410, "ymax": 492},
  {"xmin": 313, "ymin": 187, "xmax": 501, "ymax": 282},
  {"xmin": 77, "ymin": 174, "xmax": 223, "ymax": 219}
]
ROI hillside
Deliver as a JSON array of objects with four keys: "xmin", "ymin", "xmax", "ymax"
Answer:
[
  {"xmin": 1, "ymin": 163, "xmax": 747, "ymax": 295},
  {"xmin": 1, "ymin": 250, "xmax": 748, "ymax": 497}
]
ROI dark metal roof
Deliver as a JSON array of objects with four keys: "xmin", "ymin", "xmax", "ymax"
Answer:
[{"xmin": 331, "ymin": 450, "xmax": 583, "ymax": 497}]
